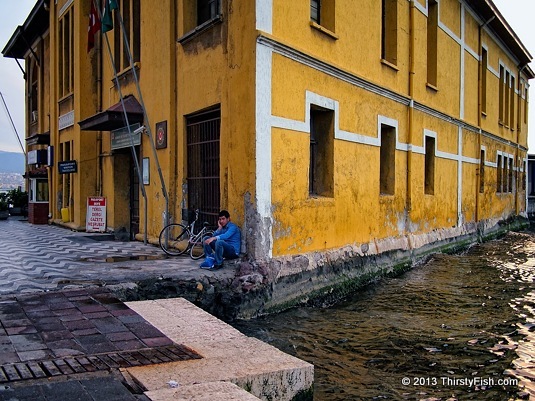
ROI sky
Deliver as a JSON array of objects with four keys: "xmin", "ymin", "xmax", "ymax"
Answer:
[{"xmin": 0, "ymin": 1, "xmax": 534, "ymax": 154}]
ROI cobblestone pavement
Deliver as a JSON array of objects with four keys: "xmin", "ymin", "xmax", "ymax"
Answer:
[
  {"xmin": 0, "ymin": 218, "xmax": 211, "ymax": 400},
  {"xmin": 0, "ymin": 217, "xmax": 231, "ymax": 296}
]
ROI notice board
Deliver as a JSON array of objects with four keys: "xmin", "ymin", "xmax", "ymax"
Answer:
[{"xmin": 86, "ymin": 197, "xmax": 107, "ymax": 233}]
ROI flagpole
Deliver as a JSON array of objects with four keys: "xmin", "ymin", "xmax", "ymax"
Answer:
[
  {"xmin": 92, "ymin": 0, "xmax": 148, "ymax": 244},
  {"xmin": 0, "ymin": 91, "xmax": 26, "ymax": 156},
  {"xmin": 112, "ymin": 3, "xmax": 170, "ymax": 232}
]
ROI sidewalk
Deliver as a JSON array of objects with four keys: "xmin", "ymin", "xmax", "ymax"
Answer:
[
  {"xmin": 0, "ymin": 288, "xmax": 200, "ymax": 400},
  {"xmin": 0, "ymin": 217, "xmax": 232, "ymax": 296},
  {"xmin": 0, "ymin": 218, "xmax": 311, "ymax": 400}
]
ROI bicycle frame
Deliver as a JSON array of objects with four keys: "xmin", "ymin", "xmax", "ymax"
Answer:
[{"xmin": 159, "ymin": 209, "xmax": 213, "ymax": 258}]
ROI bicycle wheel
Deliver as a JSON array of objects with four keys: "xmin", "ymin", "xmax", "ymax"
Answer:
[
  {"xmin": 159, "ymin": 224, "xmax": 191, "ymax": 256},
  {"xmin": 190, "ymin": 230, "xmax": 213, "ymax": 260}
]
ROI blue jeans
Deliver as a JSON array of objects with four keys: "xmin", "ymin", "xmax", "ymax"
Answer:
[{"xmin": 203, "ymin": 238, "xmax": 238, "ymax": 265}]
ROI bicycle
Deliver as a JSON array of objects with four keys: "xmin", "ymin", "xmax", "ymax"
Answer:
[{"xmin": 159, "ymin": 209, "xmax": 214, "ymax": 259}]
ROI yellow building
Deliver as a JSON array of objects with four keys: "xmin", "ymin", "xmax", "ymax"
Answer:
[{"xmin": 3, "ymin": 0, "xmax": 533, "ymax": 312}]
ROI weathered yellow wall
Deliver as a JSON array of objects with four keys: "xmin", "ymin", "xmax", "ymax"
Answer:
[
  {"xmin": 265, "ymin": 0, "xmax": 529, "ymax": 258},
  {"xmin": 22, "ymin": 0, "xmax": 529, "ymax": 263}
]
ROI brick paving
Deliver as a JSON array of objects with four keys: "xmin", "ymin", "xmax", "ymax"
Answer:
[
  {"xmin": 0, "ymin": 287, "xmax": 201, "ymax": 380},
  {"xmin": 0, "ymin": 218, "xmax": 224, "ymax": 399}
]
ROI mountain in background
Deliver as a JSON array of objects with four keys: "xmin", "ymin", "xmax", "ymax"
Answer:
[{"xmin": 0, "ymin": 150, "xmax": 25, "ymax": 174}]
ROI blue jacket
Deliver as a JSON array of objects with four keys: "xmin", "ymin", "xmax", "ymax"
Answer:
[{"xmin": 214, "ymin": 221, "xmax": 241, "ymax": 255}]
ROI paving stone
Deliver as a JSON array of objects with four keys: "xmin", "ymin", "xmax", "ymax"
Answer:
[
  {"xmin": 84, "ymin": 311, "xmax": 112, "ymax": 319},
  {"xmin": 40, "ymin": 380, "xmax": 93, "ymax": 401},
  {"xmin": 41, "ymin": 330, "xmax": 74, "ymax": 342},
  {"xmin": 56, "ymin": 309, "xmax": 84, "ymax": 318},
  {"xmin": 34, "ymin": 321, "xmax": 66, "ymax": 333},
  {"xmin": 80, "ymin": 342, "xmax": 118, "ymax": 354},
  {"xmin": 75, "ymin": 334, "xmax": 109, "ymax": 346},
  {"xmin": 0, "ymin": 352, "xmax": 19, "ymax": 364},
  {"xmin": 48, "ymin": 302, "xmax": 75, "ymax": 311},
  {"xmin": 105, "ymin": 331, "xmax": 138, "ymax": 342},
  {"xmin": 17, "ymin": 349, "xmax": 54, "ymax": 362},
  {"xmin": 112, "ymin": 339, "xmax": 146, "ymax": 351},
  {"xmin": 58, "ymin": 313, "xmax": 85, "ymax": 322},
  {"xmin": 1, "ymin": 319, "xmax": 33, "ymax": 328},
  {"xmin": 63, "ymin": 319, "xmax": 95, "ymax": 331},
  {"xmin": 0, "ymin": 383, "xmax": 42, "ymax": 400},
  {"xmin": 79, "ymin": 376, "xmax": 140, "ymax": 401},
  {"xmin": 91, "ymin": 317, "xmax": 129, "ymax": 334},
  {"xmin": 9, "ymin": 334, "xmax": 47, "ymax": 352},
  {"xmin": 142, "ymin": 336, "xmax": 175, "ymax": 347},
  {"xmin": 71, "ymin": 328, "xmax": 100, "ymax": 336},
  {"xmin": 5, "ymin": 326, "xmax": 38, "ymax": 335},
  {"xmin": 125, "ymin": 322, "xmax": 166, "ymax": 339},
  {"xmin": 78, "ymin": 304, "xmax": 108, "ymax": 314}
]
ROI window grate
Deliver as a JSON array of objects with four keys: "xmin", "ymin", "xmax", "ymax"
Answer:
[{"xmin": 186, "ymin": 108, "xmax": 221, "ymax": 226}]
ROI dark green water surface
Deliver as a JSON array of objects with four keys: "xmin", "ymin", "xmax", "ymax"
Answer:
[{"xmin": 233, "ymin": 231, "xmax": 535, "ymax": 400}]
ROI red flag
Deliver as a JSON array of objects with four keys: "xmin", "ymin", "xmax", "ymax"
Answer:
[{"xmin": 87, "ymin": 1, "xmax": 101, "ymax": 52}]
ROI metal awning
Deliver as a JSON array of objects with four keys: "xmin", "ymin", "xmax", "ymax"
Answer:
[
  {"xmin": 78, "ymin": 95, "xmax": 144, "ymax": 131},
  {"xmin": 1, "ymin": 0, "xmax": 49, "ymax": 60},
  {"xmin": 25, "ymin": 131, "xmax": 50, "ymax": 146}
]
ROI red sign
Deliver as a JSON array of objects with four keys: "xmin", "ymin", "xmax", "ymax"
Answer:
[{"xmin": 86, "ymin": 197, "xmax": 107, "ymax": 232}]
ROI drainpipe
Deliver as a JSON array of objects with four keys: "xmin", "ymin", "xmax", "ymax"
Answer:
[
  {"xmin": 96, "ymin": 21, "xmax": 103, "ymax": 197},
  {"xmin": 171, "ymin": 0, "xmax": 178, "ymax": 225},
  {"xmin": 406, "ymin": 0, "xmax": 416, "ymax": 231},
  {"xmin": 476, "ymin": 16, "xmax": 495, "ymax": 223},
  {"xmin": 516, "ymin": 63, "xmax": 528, "ymax": 216}
]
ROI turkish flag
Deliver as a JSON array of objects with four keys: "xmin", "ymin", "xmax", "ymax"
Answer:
[{"xmin": 87, "ymin": 0, "xmax": 101, "ymax": 52}]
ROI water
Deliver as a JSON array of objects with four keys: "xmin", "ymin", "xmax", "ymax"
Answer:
[{"xmin": 233, "ymin": 231, "xmax": 535, "ymax": 400}]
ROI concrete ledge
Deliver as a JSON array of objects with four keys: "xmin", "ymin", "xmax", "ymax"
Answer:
[
  {"xmin": 145, "ymin": 382, "xmax": 262, "ymax": 401},
  {"xmin": 125, "ymin": 298, "xmax": 314, "ymax": 401}
]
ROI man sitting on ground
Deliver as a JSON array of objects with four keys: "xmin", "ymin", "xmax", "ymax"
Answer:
[{"xmin": 200, "ymin": 210, "xmax": 241, "ymax": 270}]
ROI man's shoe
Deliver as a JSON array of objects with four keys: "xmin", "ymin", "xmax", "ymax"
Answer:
[{"xmin": 199, "ymin": 257, "xmax": 214, "ymax": 269}]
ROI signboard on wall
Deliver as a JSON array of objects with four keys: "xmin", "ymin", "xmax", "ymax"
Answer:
[
  {"xmin": 111, "ymin": 123, "xmax": 141, "ymax": 150},
  {"xmin": 86, "ymin": 197, "xmax": 106, "ymax": 233},
  {"xmin": 58, "ymin": 160, "xmax": 77, "ymax": 174},
  {"xmin": 27, "ymin": 149, "xmax": 47, "ymax": 165},
  {"xmin": 155, "ymin": 121, "xmax": 167, "ymax": 149}
]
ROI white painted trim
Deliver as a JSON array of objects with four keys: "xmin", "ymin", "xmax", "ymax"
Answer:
[
  {"xmin": 271, "ymin": 92, "xmax": 493, "ymax": 167},
  {"xmin": 259, "ymin": 35, "xmax": 528, "ymax": 153},
  {"xmin": 59, "ymin": 0, "xmax": 73, "ymax": 18},
  {"xmin": 255, "ymin": 42, "xmax": 273, "ymax": 258},
  {"xmin": 459, "ymin": 4, "xmax": 466, "ymax": 120},
  {"xmin": 457, "ymin": 126, "xmax": 463, "ymax": 226},
  {"xmin": 256, "ymin": 0, "xmax": 273, "ymax": 34},
  {"xmin": 488, "ymin": 63, "xmax": 500, "ymax": 79},
  {"xmin": 414, "ymin": 0, "xmax": 427, "ymax": 16},
  {"xmin": 58, "ymin": 111, "xmax": 74, "ymax": 131}
]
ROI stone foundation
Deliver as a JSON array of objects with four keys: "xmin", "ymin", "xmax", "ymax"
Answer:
[{"xmin": 117, "ymin": 216, "xmax": 528, "ymax": 321}]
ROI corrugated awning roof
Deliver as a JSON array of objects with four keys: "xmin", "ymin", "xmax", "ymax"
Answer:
[{"xmin": 78, "ymin": 95, "xmax": 144, "ymax": 131}]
